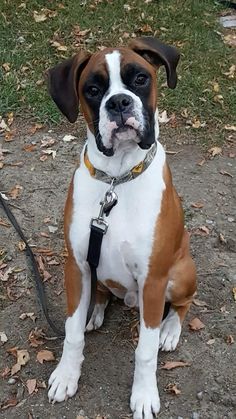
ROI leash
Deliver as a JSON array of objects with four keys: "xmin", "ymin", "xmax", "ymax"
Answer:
[{"xmin": 0, "ymin": 193, "xmax": 64, "ymax": 337}]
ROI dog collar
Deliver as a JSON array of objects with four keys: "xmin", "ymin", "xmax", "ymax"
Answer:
[{"xmin": 84, "ymin": 141, "xmax": 157, "ymax": 186}]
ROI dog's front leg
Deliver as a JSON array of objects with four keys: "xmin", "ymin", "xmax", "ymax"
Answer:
[
  {"xmin": 131, "ymin": 277, "xmax": 167, "ymax": 418},
  {"xmin": 48, "ymin": 253, "xmax": 89, "ymax": 403}
]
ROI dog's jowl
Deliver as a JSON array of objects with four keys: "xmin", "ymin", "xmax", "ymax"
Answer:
[{"xmin": 47, "ymin": 37, "xmax": 197, "ymax": 418}]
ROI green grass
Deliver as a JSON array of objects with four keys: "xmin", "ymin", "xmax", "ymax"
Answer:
[{"xmin": 0, "ymin": 0, "xmax": 235, "ymax": 137}]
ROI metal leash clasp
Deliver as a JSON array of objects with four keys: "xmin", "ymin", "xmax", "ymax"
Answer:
[{"xmin": 90, "ymin": 179, "xmax": 118, "ymax": 234}]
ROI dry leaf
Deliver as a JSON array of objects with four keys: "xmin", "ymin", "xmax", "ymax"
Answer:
[
  {"xmin": 40, "ymin": 137, "xmax": 56, "ymax": 148},
  {"xmin": 220, "ymin": 170, "xmax": 233, "ymax": 178},
  {"xmin": 51, "ymin": 41, "xmax": 68, "ymax": 51},
  {"xmin": 19, "ymin": 312, "xmax": 36, "ymax": 322},
  {"xmin": 197, "ymin": 158, "xmax": 206, "ymax": 166},
  {"xmin": 62, "ymin": 134, "xmax": 77, "ymax": 142},
  {"xmin": 189, "ymin": 317, "xmax": 205, "ymax": 331},
  {"xmin": 224, "ymin": 125, "xmax": 236, "ymax": 131},
  {"xmin": 219, "ymin": 233, "xmax": 227, "ymax": 244},
  {"xmin": 9, "ymin": 185, "xmax": 23, "ymax": 199},
  {"xmin": 1, "ymin": 397, "xmax": 18, "ymax": 410},
  {"xmin": 166, "ymin": 383, "xmax": 181, "ymax": 395},
  {"xmin": 223, "ymin": 64, "xmax": 236, "ymax": 78},
  {"xmin": 226, "ymin": 335, "xmax": 234, "ymax": 344},
  {"xmin": 208, "ymin": 146, "xmax": 222, "ymax": 157},
  {"xmin": 223, "ymin": 33, "xmax": 236, "ymax": 47},
  {"xmin": 0, "ymin": 267, "xmax": 13, "ymax": 282},
  {"xmin": 39, "ymin": 154, "xmax": 48, "ymax": 162},
  {"xmin": 193, "ymin": 226, "xmax": 210, "ymax": 236},
  {"xmin": 36, "ymin": 349, "xmax": 55, "ymax": 364},
  {"xmin": 161, "ymin": 361, "xmax": 190, "ymax": 370},
  {"xmin": 193, "ymin": 298, "xmax": 208, "ymax": 307},
  {"xmin": 206, "ymin": 338, "xmax": 215, "ymax": 345},
  {"xmin": 1, "ymin": 366, "xmax": 11, "ymax": 378},
  {"xmin": 33, "ymin": 11, "xmax": 47, "ymax": 22},
  {"xmin": 0, "ymin": 218, "xmax": 10, "ymax": 228},
  {"xmin": 42, "ymin": 149, "xmax": 56, "ymax": 159},
  {"xmin": 18, "ymin": 241, "xmax": 26, "ymax": 251},
  {"xmin": 26, "ymin": 378, "xmax": 37, "ymax": 395},
  {"xmin": 28, "ymin": 328, "xmax": 45, "ymax": 347},
  {"xmin": 191, "ymin": 202, "xmax": 204, "ymax": 209},
  {"xmin": 29, "ymin": 123, "xmax": 44, "ymax": 134},
  {"xmin": 23, "ymin": 144, "xmax": 37, "ymax": 152},
  {"xmin": 11, "ymin": 349, "xmax": 30, "ymax": 375}
]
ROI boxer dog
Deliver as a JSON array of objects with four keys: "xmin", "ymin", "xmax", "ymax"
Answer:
[{"xmin": 47, "ymin": 37, "xmax": 197, "ymax": 418}]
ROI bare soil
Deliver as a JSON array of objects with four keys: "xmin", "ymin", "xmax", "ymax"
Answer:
[{"xmin": 0, "ymin": 121, "xmax": 235, "ymax": 419}]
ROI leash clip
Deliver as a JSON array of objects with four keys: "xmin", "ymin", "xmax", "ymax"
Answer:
[{"xmin": 90, "ymin": 179, "xmax": 118, "ymax": 233}]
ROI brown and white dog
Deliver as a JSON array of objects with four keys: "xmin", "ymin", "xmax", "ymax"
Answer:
[{"xmin": 47, "ymin": 37, "xmax": 196, "ymax": 418}]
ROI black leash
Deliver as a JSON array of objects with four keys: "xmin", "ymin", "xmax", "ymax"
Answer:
[{"xmin": 0, "ymin": 193, "xmax": 64, "ymax": 337}]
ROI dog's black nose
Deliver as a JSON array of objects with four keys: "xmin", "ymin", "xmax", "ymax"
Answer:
[{"xmin": 106, "ymin": 94, "xmax": 133, "ymax": 114}]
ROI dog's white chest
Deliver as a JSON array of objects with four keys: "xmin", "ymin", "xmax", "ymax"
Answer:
[{"xmin": 69, "ymin": 143, "xmax": 166, "ymax": 293}]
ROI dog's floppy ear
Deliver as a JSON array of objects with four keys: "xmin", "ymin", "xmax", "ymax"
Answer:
[
  {"xmin": 129, "ymin": 37, "xmax": 180, "ymax": 89},
  {"xmin": 47, "ymin": 51, "xmax": 91, "ymax": 122}
]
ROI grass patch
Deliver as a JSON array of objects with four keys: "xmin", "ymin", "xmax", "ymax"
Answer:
[{"xmin": 0, "ymin": 0, "xmax": 235, "ymax": 139}]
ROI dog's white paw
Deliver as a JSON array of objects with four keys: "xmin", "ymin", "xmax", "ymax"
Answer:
[
  {"xmin": 130, "ymin": 383, "xmax": 160, "ymax": 418},
  {"xmin": 86, "ymin": 303, "xmax": 106, "ymax": 332},
  {"xmin": 48, "ymin": 363, "xmax": 80, "ymax": 403},
  {"xmin": 159, "ymin": 308, "xmax": 181, "ymax": 352}
]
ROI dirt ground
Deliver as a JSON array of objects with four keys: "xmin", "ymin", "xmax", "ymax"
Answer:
[{"xmin": 0, "ymin": 121, "xmax": 235, "ymax": 419}]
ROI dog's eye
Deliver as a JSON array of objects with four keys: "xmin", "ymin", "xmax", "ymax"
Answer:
[
  {"xmin": 134, "ymin": 74, "xmax": 148, "ymax": 86},
  {"xmin": 87, "ymin": 86, "xmax": 100, "ymax": 97}
]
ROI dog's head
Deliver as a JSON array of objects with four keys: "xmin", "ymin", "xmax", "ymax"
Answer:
[{"xmin": 48, "ymin": 37, "xmax": 179, "ymax": 156}]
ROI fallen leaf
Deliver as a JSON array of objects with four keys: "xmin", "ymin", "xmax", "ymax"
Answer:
[
  {"xmin": 191, "ymin": 202, "xmax": 204, "ymax": 209},
  {"xmin": 9, "ymin": 185, "xmax": 23, "ymax": 199},
  {"xmin": 23, "ymin": 144, "xmax": 37, "ymax": 152},
  {"xmin": 0, "ymin": 267, "xmax": 13, "ymax": 282},
  {"xmin": 0, "ymin": 218, "xmax": 10, "ymax": 228},
  {"xmin": 37, "ymin": 380, "xmax": 47, "ymax": 389},
  {"xmin": 1, "ymin": 366, "xmax": 11, "ymax": 378},
  {"xmin": 0, "ymin": 397, "xmax": 18, "ymax": 410},
  {"xmin": 232, "ymin": 287, "xmax": 236, "ymax": 301},
  {"xmin": 33, "ymin": 11, "xmax": 47, "ymax": 22},
  {"xmin": 36, "ymin": 349, "xmax": 55, "ymax": 364},
  {"xmin": 28, "ymin": 123, "xmax": 44, "ymax": 134},
  {"xmin": 223, "ymin": 33, "xmax": 236, "ymax": 47},
  {"xmin": 28, "ymin": 328, "xmax": 45, "ymax": 347},
  {"xmin": 2, "ymin": 62, "xmax": 10, "ymax": 72},
  {"xmin": 189, "ymin": 317, "xmax": 205, "ymax": 331},
  {"xmin": 18, "ymin": 241, "xmax": 26, "ymax": 251},
  {"xmin": 26, "ymin": 378, "xmax": 37, "ymax": 395},
  {"xmin": 193, "ymin": 226, "xmax": 210, "ymax": 236},
  {"xmin": 161, "ymin": 361, "xmax": 190, "ymax": 370},
  {"xmin": 62, "ymin": 134, "xmax": 77, "ymax": 142},
  {"xmin": 40, "ymin": 137, "xmax": 56, "ymax": 148},
  {"xmin": 11, "ymin": 349, "xmax": 30, "ymax": 375},
  {"xmin": 226, "ymin": 335, "xmax": 234, "ymax": 344},
  {"xmin": 224, "ymin": 125, "xmax": 236, "ymax": 132},
  {"xmin": 193, "ymin": 299, "xmax": 208, "ymax": 307},
  {"xmin": 197, "ymin": 158, "xmax": 206, "ymax": 166},
  {"xmin": 39, "ymin": 154, "xmax": 48, "ymax": 162},
  {"xmin": 19, "ymin": 312, "xmax": 37, "ymax": 322},
  {"xmin": 206, "ymin": 338, "xmax": 215, "ymax": 345},
  {"xmin": 208, "ymin": 146, "xmax": 222, "ymax": 157},
  {"xmin": 0, "ymin": 331, "xmax": 8, "ymax": 343},
  {"xmin": 223, "ymin": 64, "xmax": 236, "ymax": 78},
  {"xmin": 166, "ymin": 383, "xmax": 181, "ymax": 395},
  {"xmin": 50, "ymin": 40, "xmax": 68, "ymax": 51},
  {"xmin": 42, "ymin": 149, "xmax": 56, "ymax": 159},
  {"xmin": 220, "ymin": 170, "xmax": 233, "ymax": 178},
  {"xmin": 219, "ymin": 233, "xmax": 227, "ymax": 244},
  {"xmin": 138, "ymin": 23, "xmax": 153, "ymax": 33},
  {"xmin": 48, "ymin": 225, "xmax": 58, "ymax": 233}
]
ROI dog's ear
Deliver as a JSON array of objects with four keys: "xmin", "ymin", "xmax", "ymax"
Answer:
[
  {"xmin": 129, "ymin": 37, "xmax": 180, "ymax": 89},
  {"xmin": 47, "ymin": 51, "xmax": 91, "ymax": 122}
]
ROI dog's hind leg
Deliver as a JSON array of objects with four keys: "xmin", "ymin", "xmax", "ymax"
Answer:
[
  {"xmin": 86, "ymin": 282, "xmax": 111, "ymax": 332},
  {"xmin": 160, "ymin": 231, "xmax": 197, "ymax": 352}
]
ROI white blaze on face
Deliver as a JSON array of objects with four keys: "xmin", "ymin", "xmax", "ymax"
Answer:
[{"xmin": 98, "ymin": 50, "xmax": 145, "ymax": 151}]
